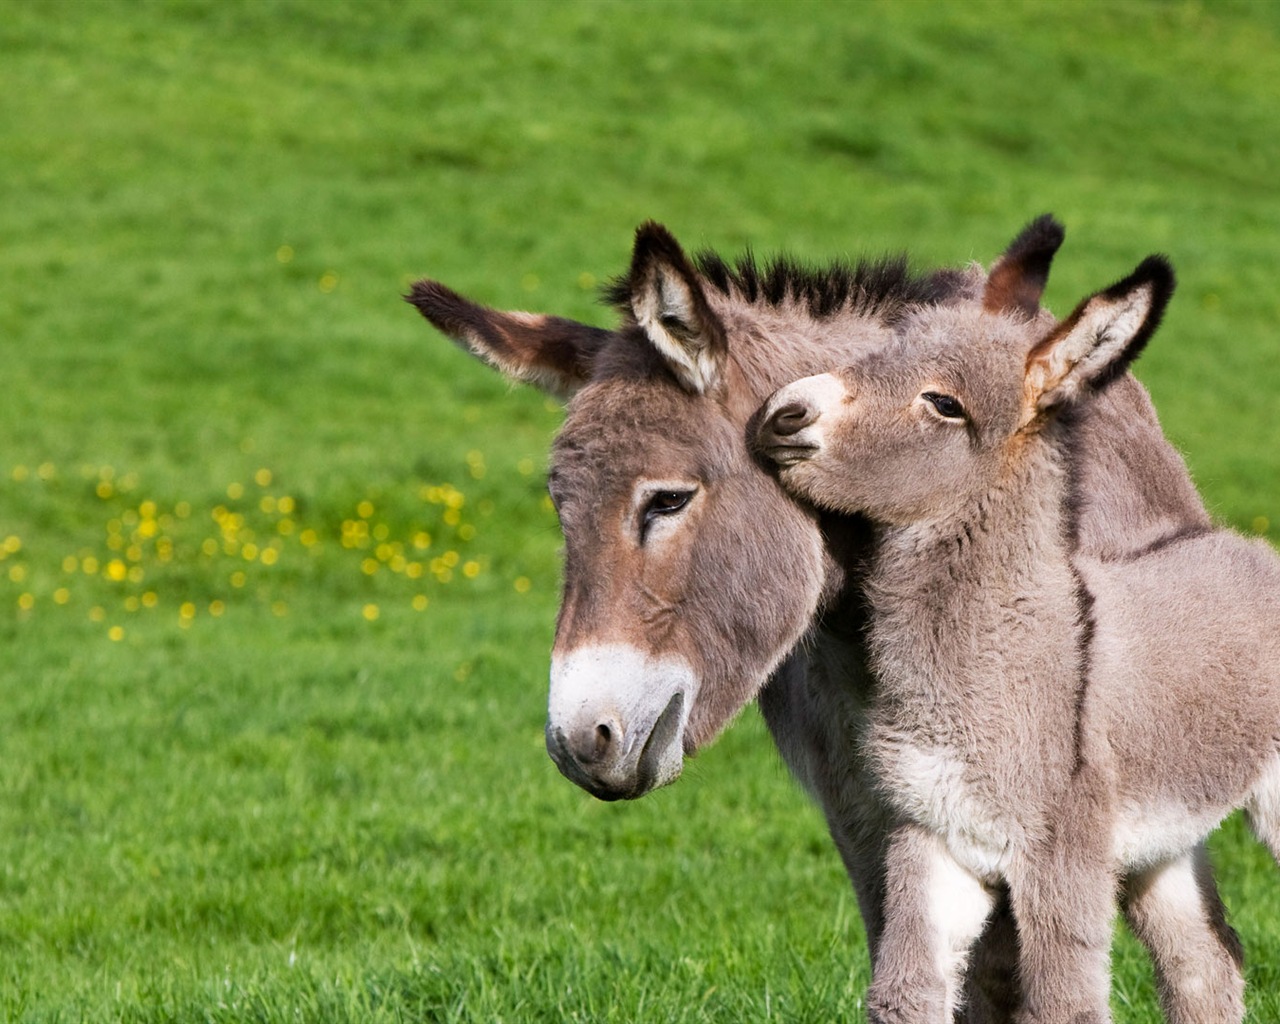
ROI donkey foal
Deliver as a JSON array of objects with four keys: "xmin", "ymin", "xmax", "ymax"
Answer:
[{"xmin": 757, "ymin": 254, "xmax": 1279, "ymax": 1023}]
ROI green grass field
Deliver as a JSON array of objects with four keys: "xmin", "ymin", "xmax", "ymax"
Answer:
[{"xmin": 3, "ymin": 0, "xmax": 1280, "ymax": 1019}]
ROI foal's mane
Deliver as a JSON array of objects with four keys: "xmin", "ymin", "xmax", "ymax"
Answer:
[{"xmin": 606, "ymin": 248, "xmax": 950, "ymax": 323}]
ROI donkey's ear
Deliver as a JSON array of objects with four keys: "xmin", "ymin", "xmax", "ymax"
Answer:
[
  {"xmin": 983, "ymin": 213, "xmax": 1066, "ymax": 318},
  {"xmin": 406, "ymin": 280, "xmax": 610, "ymax": 399},
  {"xmin": 1023, "ymin": 255, "xmax": 1175, "ymax": 420},
  {"xmin": 623, "ymin": 221, "xmax": 728, "ymax": 396}
]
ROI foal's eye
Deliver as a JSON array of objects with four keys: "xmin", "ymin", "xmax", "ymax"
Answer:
[
  {"xmin": 922, "ymin": 392, "xmax": 966, "ymax": 420},
  {"xmin": 643, "ymin": 490, "xmax": 694, "ymax": 525}
]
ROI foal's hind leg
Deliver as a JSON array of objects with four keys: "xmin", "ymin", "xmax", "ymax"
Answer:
[{"xmin": 1122, "ymin": 845, "xmax": 1244, "ymax": 1024}]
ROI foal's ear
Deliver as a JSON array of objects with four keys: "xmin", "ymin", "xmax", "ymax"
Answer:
[
  {"xmin": 1023, "ymin": 256, "xmax": 1176, "ymax": 421},
  {"xmin": 622, "ymin": 221, "xmax": 728, "ymax": 396},
  {"xmin": 983, "ymin": 213, "xmax": 1066, "ymax": 318},
  {"xmin": 406, "ymin": 280, "xmax": 611, "ymax": 399}
]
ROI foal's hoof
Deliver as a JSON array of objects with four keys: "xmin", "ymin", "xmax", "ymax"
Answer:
[{"xmin": 1014, "ymin": 1011, "xmax": 1110, "ymax": 1024}]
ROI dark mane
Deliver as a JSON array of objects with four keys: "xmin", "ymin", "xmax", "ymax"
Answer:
[{"xmin": 605, "ymin": 248, "xmax": 947, "ymax": 322}]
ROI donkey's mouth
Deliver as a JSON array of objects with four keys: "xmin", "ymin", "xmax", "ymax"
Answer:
[
  {"xmin": 635, "ymin": 690, "xmax": 684, "ymax": 784},
  {"xmin": 545, "ymin": 727, "xmax": 635, "ymax": 801},
  {"xmin": 547, "ymin": 644, "xmax": 697, "ymax": 801},
  {"xmin": 756, "ymin": 375, "xmax": 842, "ymax": 469}
]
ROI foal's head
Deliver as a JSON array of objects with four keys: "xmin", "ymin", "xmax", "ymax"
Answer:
[
  {"xmin": 757, "ymin": 226, "xmax": 1176, "ymax": 528},
  {"xmin": 410, "ymin": 223, "xmax": 937, "ymax": 799}
]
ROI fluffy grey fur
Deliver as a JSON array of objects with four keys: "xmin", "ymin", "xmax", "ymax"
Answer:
[{"xmin": 758, "ymin": 249, "xmax": 1271, "ymax": 1023}]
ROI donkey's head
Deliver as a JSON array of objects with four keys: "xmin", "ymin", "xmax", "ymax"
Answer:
[
  {"xmin": 543, "ymin": 228, "xmax": 831, "ymax": 799},
  {"xmin": 410, "ymin": 224, "xmax": 932, "ymax": 799},
  {"xmin": 757, "ymin": 222, "xmax": 1176, "ymax": 527}
]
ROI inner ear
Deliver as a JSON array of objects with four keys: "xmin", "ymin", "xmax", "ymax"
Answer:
[
  {"xmin": 647, "ymin": 263, "xmax": 702, "ymax": 341},
  {"xmin": 1023, "ymin": 254, "xmax": 1175, "ymax": 420},
  {"xmin": 626, "ymin": 222, "xmax": 728, "ymax": 396},
  {"xmin": 983, "ymin": 213, "xmax": 1066, "ymax": 318}
]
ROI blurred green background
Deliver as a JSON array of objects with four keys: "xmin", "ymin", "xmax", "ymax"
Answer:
[{"xmin": 2, "ymin": 1, "xmax": 1279, "ymax": 1019}]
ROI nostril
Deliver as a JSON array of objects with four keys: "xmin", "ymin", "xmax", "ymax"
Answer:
[
  {"xmin": 593, "ymin": 722, "xmax": 612, "ymax": 759},
  {"xmin": 768, "ymin": 401, "xmax": 817, "ymax": 437},
  {"xmin": 566, "ymin": 717, "xmax": 620, "ymax": 766}
]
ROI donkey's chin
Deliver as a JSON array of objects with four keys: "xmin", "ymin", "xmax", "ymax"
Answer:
[{"xmin": 546, "ymin": 643, "xmax": 698, "ymax": 801}]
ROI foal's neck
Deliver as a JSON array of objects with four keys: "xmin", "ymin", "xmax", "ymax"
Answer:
[
  {"xmin": 861, "ymin": 426, "xmax": 1088, "ymax": 779},
  {"xmin": 868, "ymin": 432, "xmax": 1078, "ymax": 644}
]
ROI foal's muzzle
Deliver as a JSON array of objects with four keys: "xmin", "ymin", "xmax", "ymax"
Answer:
[{"xmin": 756, "ymin": 373, "xmax": 844, "ymax": 467}]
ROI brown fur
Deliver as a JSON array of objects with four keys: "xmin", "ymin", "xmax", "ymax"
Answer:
[
  {"xmin": 982, "ymin": 214, "xmax": 1064, "ymax": 319},
  {"xmin": 409, "ymin": 219, "xmax": 1237, "ymax": 1022}
]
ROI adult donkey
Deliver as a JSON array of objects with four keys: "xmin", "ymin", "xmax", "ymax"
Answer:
[
  {"xmin": 407, "ymin": 219, "xmax": 1235, "ymax": 1022},
  {"xmin": 758, "ymin": 250, "xmax": 1270, "ymax": 1023}
]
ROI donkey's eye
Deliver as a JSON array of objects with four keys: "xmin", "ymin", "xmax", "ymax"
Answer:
[
  {"xmin": 922, "ymin": 392, "xmax": 966, "ymax": 420},
  {"xmin": 643, "ymin": 490, "xmax": 694, "ymax": 524}
]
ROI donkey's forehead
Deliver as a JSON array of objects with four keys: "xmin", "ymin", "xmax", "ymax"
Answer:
[{"xmin": 552, "ymin": 376, "xmax": 737, "ymax": 485}]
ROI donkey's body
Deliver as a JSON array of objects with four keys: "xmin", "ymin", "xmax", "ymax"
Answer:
[
  {"xmin": 409, "ymin": 221, "xmax": 1236, "ymax": 1022},
  {"xmin": 759, "ymin": 251, "xmax": 1277, "ymax": 1023}
]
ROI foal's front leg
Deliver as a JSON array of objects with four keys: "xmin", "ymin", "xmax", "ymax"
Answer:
[
  {"xmin": 867, "ymin": 823, "xmax": 996, "ymax": 1024},
  {"xmin": 1007, "ymin": 787, "xmax": 1116, "ymax": 1024}
]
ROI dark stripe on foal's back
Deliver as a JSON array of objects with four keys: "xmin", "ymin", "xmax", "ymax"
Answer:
[
  {"xmin": 1108, "ymin": 523, "xmax": 1215, "ymax": 563},
  {"xmin": 1057, "ymin": 407, "xmax": 1088, "ymax": 556}
]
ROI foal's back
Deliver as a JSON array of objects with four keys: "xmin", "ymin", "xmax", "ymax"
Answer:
[{"xmin": 1082, "ymin": 527, "xmax": 1280, "ymax": 864}]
